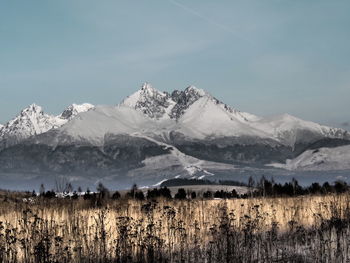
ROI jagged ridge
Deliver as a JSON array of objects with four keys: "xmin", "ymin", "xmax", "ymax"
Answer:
[
  {"xmin": 0, "ymin": 103, "xmax": 94, "ymax": 148},
  {"xmin": 0, "ymin": 83, "xmax": 349, "ymax": 177}
]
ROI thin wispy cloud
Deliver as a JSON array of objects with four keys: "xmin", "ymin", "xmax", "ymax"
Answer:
[{"xmin": 167, "ymin": 0, "xmax": 249, "ymax": 43}]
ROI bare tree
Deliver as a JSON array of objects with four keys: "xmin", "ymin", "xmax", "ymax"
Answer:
[
  {"xmin": 65, "ymin": 183, "xmax": 73, "ymax": 193},
  {"xmin": 55, "ymin": 177, "xmax": 69, "ymax": 193},
  {"xmin": 248, "ymin": 176, "xmax": 255, "ymax": 197},
  {"xmin": 97, "ymin": 182, "xmax": 109, "ymax": 198},
  {"xmin": 39, "ymin": 183, "xmax": 45, "ymax": 196}
]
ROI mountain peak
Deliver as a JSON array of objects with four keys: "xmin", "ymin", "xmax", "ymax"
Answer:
[
  {"xmin": 60, "ymin": 103, "xmax": 95, "ymax": 120},
  {"xmin": 22, "ymin": 103, "xmax": 43, "ymax": 114},
  {"xmin": 169, "ymin": 86, "xmax": 214, "ymax": 120},
  {"xmin": 121, "ymin": 83, "xmax": 172, "ymax": 119},
  {"xmin": 0, "ymin": 102, "xmax": 95, "ymax": 147},
  {"xmin": 0, "ymin": 104, "xmax": 58, "ymax": 145},
  {"xmin": 140, "ymin": 82, "xmax": 156, "ymax": 92},
  {"xmin": 138, "ymin": 83, "xmax": 168, "ymax": 99},
  {"xmin": 184, "ymin": 85, "xmax": 207, "ymax": 97},
  {"xmin": 122, "ymin": 84, "xmax": 223, "ymax": 120}
]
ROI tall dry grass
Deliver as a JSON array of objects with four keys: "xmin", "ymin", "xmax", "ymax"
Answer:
[{"xmin": 0, "ymin": 194, "xmax": 350, "ymax": 262}]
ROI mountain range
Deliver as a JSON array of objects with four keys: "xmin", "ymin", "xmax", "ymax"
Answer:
[{"xmin": 1, "ymin": 83, "xmax": 349, "ymax": 189}]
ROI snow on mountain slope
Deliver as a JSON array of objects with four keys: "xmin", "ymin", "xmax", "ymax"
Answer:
[
  {"xmin": 27, "ymin": 85, "xmax": 349, "ymax": 147},
  {"xmin": 0, "ymin": 103, "xmax": 95, "ymax": 147},
  {"xmin": 132, "ymin": 134, "xmax": 213, "ymax": 176},
  {"xmin": 121, "ymin": 83, "xmax": 174, "ymax": 120},
  {"xmin": 28, "ymin": 93, "xmax": 271, "ymax": 146},
  {"xmin": 119, "ymin": 84, "xmax": 271, "ymax": 141},
  {"xmin": 119, "ymin": 84, "xmax": 268, "ymax": 141},
  {"xmin": 172, "ymin": 86, "xmax": 259, "ymax": 123},
  {"xmin": 121, "ymin": 83, "xmax": 257, "ymax": 123},
  {"xmin": 128, "ymin": 134, "xmax": 235, "ymax": 178},
  {"xmin": 176, "ymin": 96, "xmax": 272, "ymax": 139},
  {"xmin": 1, "ymin": 84, "xmax": 349, "ymax": 151},
  {"xmin": 250, "ymin": 114, "xmax": 349, "ymax": 147},
  {"xmin": 0, "ymin": 104, "xmax": 64, "ymax": 145},
  {"xmin": 268, "ymin": 145, "xmax": 350, "ymax": 171},
  {"xmin": 54, "ymin": 105, "xmax": 175, "ymax": 145},
  {"xmin": 169, "ymin": 86, "xmax": 209, "ymax": 120},
  {"xmin": 59, "ymin": 103, "xmax": 94, "ymax": 120}
]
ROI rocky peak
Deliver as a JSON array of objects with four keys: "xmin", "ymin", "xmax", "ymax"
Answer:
[
  {"xmin": 184, "ymin": 85, "xmax": 207, "ymax": 97},
  {"xmin": 0, "ymin": 102, "xmax": 96, "ymax": 148},
  {"xmin": 0, "ymin": 104, "xmax": 59, "ymax": 145},
  {"xmin": 121, "ymin": 83, "xmax": 173, "ymax": 119},
  {"xmin": 60, "ymin": 103, "xmax": 95, "ymax": 120},
  {"xmin": 139, "ymin": 83, "xmax": 168, "ymax": 100},
  {"xmin": 20, "ymin": 103, "xmax": 43, "ymax": 116},
  {"xmin": 121, "ymin": 84, "xmax": 248, "ymax": 121},
  {"xmin": 140, "ymin": 82, "xmax": 156, "ymax": 92},
  {"xmin": 170, "ymin": 86, "xmax": 213, "ymax": 120}
]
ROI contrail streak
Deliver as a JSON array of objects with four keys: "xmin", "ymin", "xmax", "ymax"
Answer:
[{"xmin": 168, "ymin": 0, "xmax": 249, "ymax": 42}]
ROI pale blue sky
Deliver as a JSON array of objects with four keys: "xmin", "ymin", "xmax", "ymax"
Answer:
[{"xmin": 1, "ymin": 0, "xmax": 349, "ymax": 129}]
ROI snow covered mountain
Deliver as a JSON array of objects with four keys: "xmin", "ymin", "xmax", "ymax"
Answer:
[
  {"xmin": 175, "ymin": 95, "xmax": 271, "ymax": 140},
  {"xmin": 121, "ymin": 83, "xmax": 256, "ymax": 122},
  {"xmin": 268, "ymin": 145, "xmax": 350, "ymax": 171},
  {"xmin": 0, "ymin": 83, "xmax": 349, "ymax": 188},
  {"xmin": 119, "ymin": 83, "xmax": 350, "ymax": 146},
  {"xmin": 0, "ymin": 103, "xmax": 94, "ymax": 148},
  {"xmin": 0, "ymin": 104, "xmax": 63, "ymax": 147},
  {"xmin": 121, "ymin": 83, "xmax": 175, "ymax": 120},
  {"xmin": 2, "ymin": 83, "xmax": 347, "ymax": 153},
  {"xmin": 3, "ymin": 84, "xmax": 344, "ymax": 150},
  {"xmin": 28, "ymin": 84, "xmax": 274, "ymax": 147},
  {"xmin": 250, "ymin": 114, "xmax": 349, "ymax": 148}
]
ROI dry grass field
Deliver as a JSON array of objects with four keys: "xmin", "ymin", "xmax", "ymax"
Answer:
[{"xmin": 1, "ymin": 193, "xmax": 350, "ymax": 262}]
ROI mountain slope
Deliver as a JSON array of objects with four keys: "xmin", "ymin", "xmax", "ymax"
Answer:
[
  {"xmin": 0, "ymin": 103, "xmax": 94, "ymax": 148},
  {"xmin": 34, "ymin": 92, "xmax": 274, "ymax": 146},
  {"xmin": 54, "ymin": 105, "xmax": 163, "ymax": 145},
  {"xmin": 59, "ymin": 103, "xmax": 95, "ymax": 121},
  {"xmin": 250, "ymin": 114, "xmax": 349, "ymax": 147},
  {"xmin": 131, "ymin": 134, "xmax": 225, "ymax": 178},
  {"xmin": 176, "ymin": 96, "xmax": 271, "ymax": 140},
  {"xmin": 0, "ymin": 104, "xmax": 65, "ymax": 147},
  {"xmin": 268, "ymin": 145, "xmax": 350, "ymax": 171},
  {"xmin": 121, "ymin": 83, "xmax": 257, "ymax": 123},
  {"xmin": 121, "ymin": 83, "xmax": 174, "ymax": 120},
  {"xmin": 120, "ymin": 84, "xmax": 349, "ymax": 147},
  {"xmin": 0, "ymin": 83, "xmax": 349, "ymax": 184}
]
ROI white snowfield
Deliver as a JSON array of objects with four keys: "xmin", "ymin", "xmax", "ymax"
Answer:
[{"xmin": 268, "ymin": 145, "xmax": 350, "ymax": 171}]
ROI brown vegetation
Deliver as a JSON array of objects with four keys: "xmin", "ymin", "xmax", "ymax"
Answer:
[{"xmin": 0, "ymin": 193, "xmax": 350, "ymax": 262}]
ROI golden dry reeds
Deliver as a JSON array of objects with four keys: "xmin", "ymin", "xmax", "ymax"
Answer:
[{"xmin": 0, "ymin": 194, "xmax": 350, "ymax": 262}]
